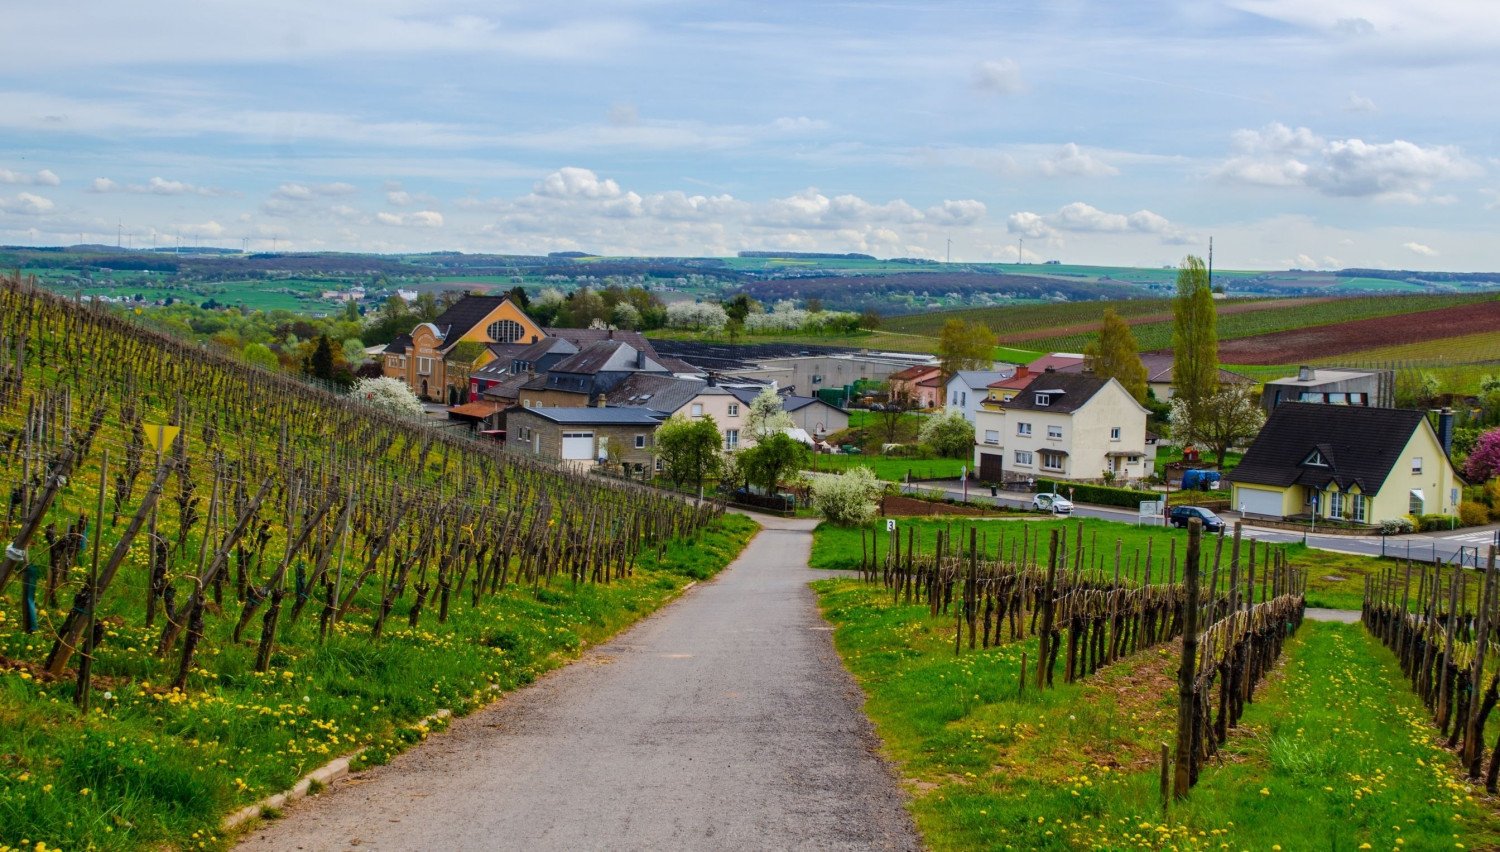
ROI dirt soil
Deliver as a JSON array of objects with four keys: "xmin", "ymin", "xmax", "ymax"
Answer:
[{"xmin": 1205, "ymin": 300, "xmax": 1500, "ymax": 364}]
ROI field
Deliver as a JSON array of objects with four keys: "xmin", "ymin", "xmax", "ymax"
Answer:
[
  {"xmin": 1334, "ymin": 330, "xmax": 1500, "ymax": 364},
  {"xmin": 0, "ymin": 273, "xmax": 755, "ymax": 850},
  {"xmin": 804, "ymin": 453, "xmax": 968, "ymax": 482},
  {"xmin": 1212, "ymin": 301, "xmax": 1500, "ymax": 364}
]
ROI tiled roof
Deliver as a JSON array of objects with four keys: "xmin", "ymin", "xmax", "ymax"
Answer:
[
  {"xmin": 479, "ymin": 373, "xmax": 531, "ymax": 401},
  {"xmin": 1227, "ymin": 403, "xmax": 1430, "ymax": 494},
  {"xmin": 510, "ymin": 407, "xmax": 665, "ymax": 426},
  {"xmin": 1026, "ymin": 354, "xmax": 1086, "ymax": 372},
  {"xmin": 891, "ymin": 364, "xmax": 941, "ymax": 382},
  {"xmin": 429, "ymin": 295, "xmax": 512, "ymax": 341},
  {"xmin": 951, "ymin": 369, "xmax": 1016, "ymax": 389},
  {"xmin": 550, "ymin": 341, "xmax": 663, "ymax": 376},
  {"xmin": 447, "ymin": 400, "xmax": 508, "ymax": 418},
  {"xmin": 989, "ymin": 367, "xmax": 1037, "ymax": 391},
  {"xmin": 999, "ymin": 372, "xmax": 1111, "ymax": 414},
  {"xmin": 544, "ymin": 327, "xmax": 657, "ymax": 356},
  {"xmin": 609, "ymin": 373, "xmax": 708, "ymax": 415},
  {"xmin": 385, "ymin": 333, "xmax": 412, "ymax": 355}
]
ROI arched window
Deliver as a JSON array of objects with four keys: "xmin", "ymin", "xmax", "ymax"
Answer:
[{"xmin": 487, "ymin": 319, "xmax": 525, "ymax": 343}]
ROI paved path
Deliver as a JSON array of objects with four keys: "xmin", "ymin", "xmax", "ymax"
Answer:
[{"xmin": 237, "ymin": 515, "xmax": 918, "ymax": 852}]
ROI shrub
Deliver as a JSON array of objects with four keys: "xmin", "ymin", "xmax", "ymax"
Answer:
[
  {"xmin": 351, "ymin": 376, "xmax": 424, "ymax": 418},
  {"xmin": 1037, "ymin": 478, "xmax": 1156, "ymax": 509},
  {"xmin": 810, "ymin": 466, "xmax": 883, "ymax": 525},
  {"xmin": 917, "ymin": 407, "xmax": 974, "ymax": 458},
  {"xmin": 1379, "ymin": 517, "xmax": 1415, "ymax": 535},
  {"xmin": 1458, "ymin": 502, "xmax": 1490, "ymax": 527},
  {"xmin": 1414, "ymin": 513, "xmax": 1454, "ymax": 532}
]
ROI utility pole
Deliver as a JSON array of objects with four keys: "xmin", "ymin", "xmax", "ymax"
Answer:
[
  {"xmin": 1017, "ymin": 238, "xmax": 1024, "ymax": 264},
  {"xmin": 946, "ymin": 238, "xmax": 951, "ymax": 264}
]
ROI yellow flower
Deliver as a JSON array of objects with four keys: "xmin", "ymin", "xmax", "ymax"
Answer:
[{"xmin": 1259, "ymin": 787, "xmax": 1270, "ymax": 796}]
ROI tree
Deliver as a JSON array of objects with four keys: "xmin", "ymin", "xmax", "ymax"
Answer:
[
  {"xmin": 351, "ymin": 376, "xmax": 424, "ymax": 418},
  {"xmin": 805, "ymin": 296, "xmax": 823, "ymax": 313},
  {"xmin": 655, "ymin": 415, "xmax": 723, "ymax": 491},
  {"xmin": 1465, "ymin": 428, "xmax": 1500, "ymax": 483},
  {"xmin": 875, "ymin": 390, "xmax": 910, "ymax": 445},
  {"xmin": 341, "ymin": 338, "xmax": 366, "ymax": 366},
  {"xmin": 1168, "ymin": 385, "xmax": 1263, "ymax": 469},
  {"xmin": 1084, "ymin": 309, "xmax": 1148, "ymax": 403},
  {"xmin": 938, "ymin": 319, "xmax": 995, "ymax": 380},
  {"xmin": 243, "ymin": 342, "xmax": 279, "ymax": 371},
  {"xmin": 412, "ymin": 292, "xmax": 440, "ymax": 323},
  {"xmin": 918, "ymin": 407, "xmax": 976, "ymax": 458},
  {"xmin": 745, "ymin": 387, "xmax": 795, "ymax": 439},
  {"xmin": 504, "ymin": 285, "xmax": 531, "ymax": 310},
  {"xmin": 858, "ymin": 308, "xmax": 882, "ymax": 330},
  {"xmin": 739, "ymin": 432, "xmax": 809, "ymax": 495},
  {"xmin": 723, "ymin": 293, "xmax": 759, "ymax": 324},
  {"xmin": 810, "ymin": 466, "xmax": 882, "ymax": 525},
  {"xmin": 342, "ymin": 299, "xmax": 362, "ymax": 323},
  {"xmin": 306, "ymin": 334, "xmax": 337, "ymax": 381},
  {"xmin": 1171, "ymin": 255, "xmax": 1219, "ymax": 431}
]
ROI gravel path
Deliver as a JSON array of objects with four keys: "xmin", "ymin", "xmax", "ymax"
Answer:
[
  {"xmin": 1305, "ymin": 607, "xmax": 1362, "ymax": 624},
  {"xmin": 237, "ymin": 515, "xmax": 918, "ymax": 852}
]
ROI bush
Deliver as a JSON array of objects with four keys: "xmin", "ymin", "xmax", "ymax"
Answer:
[
  {"xmin": 1414, "ymin": 513, "xmax": 1455, "ymax": 533},
  {"xmin": 351, "ymin": 376, "xmax": 424, "ymax": 418},
  {"xmin": 810, "ymin": 467, "xmax": 882, "ymax": 525},
  {"xmin": 917, "ymin": 407, "xmax": 974, "ymax": 458},
  {"xmin": 1037, "ymin": 478, "xmax": 1156, "ymax": 509},
  {"xmin": 1458, "ymin": 502, "xmax": 1490, "ymax": 527},
  {"xmin": 1379, "ymin": 517, "xmax": 1415, "ymax": 535}
]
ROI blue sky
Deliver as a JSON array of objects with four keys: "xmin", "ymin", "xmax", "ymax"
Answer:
[{"xmin": 0, "ymin": 1, "xmax": 1494, "ymax": 269}]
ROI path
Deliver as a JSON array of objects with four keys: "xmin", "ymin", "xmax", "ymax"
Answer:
[{"xmin": 237, "ymin": 515, "xmax": 918, "ymax": 852}]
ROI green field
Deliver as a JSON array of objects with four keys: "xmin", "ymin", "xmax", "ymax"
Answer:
[
  {"xmin": 1335, "ymin": 330, "xmax": 1500, "ymax": 365},
  {"xmin": 805, "ymin": 454, "xmax": 968, "ymax": 482},
  {"xmin": 812, "ymin": 580, "xmax": 1500, "ymax": 851}
]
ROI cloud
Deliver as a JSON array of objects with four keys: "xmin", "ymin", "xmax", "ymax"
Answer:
[
  {"xmin": 173, "ymin": 220, "xmax": 225, "ymax": 238},
  {"xmin": 1007, "ymin": 202, "xmax": 1187, "ymax": 243},
  {"xmin": 1037, "ymin": 143, "xmax": 1119, "ymax": 178},
  {"xmin": 377, "ymin": 210, "xmax": 444, "ymax": 228},
  {"xmin": 973, "ymin": 59, "xmax": 1024, "ymax": 96},
  {"xmin": 0, "ymin": 192, "xmax": 55, "ymax": 215},
  {"xmin": 534, "ymin": 167, "xmax": 624, "ymax": 200},
  {"xmin": 273, "ymin": 182, "xmax": 358, "ymax": 201},
  {"xmin": 1403, "ymin": 241, "xmax": 1437, "ymax": 256},
  {"xmin": 1214, "ymin": 123, "xmax": 1481, "ymax": 201},
  {"xmin": 0, "ymin": 167, "xmax": 60, "ymax": 186},
  {"xmin": 89, "ymin": 175, "xmax": 225, "ymax": 196},
  {"xmin": 1344, "ymin": 93, "xmax": 1377, "ymax": 113},
  {"xmin": 386, "ymin": 190, "xmax": 413, "ymax": 206}
]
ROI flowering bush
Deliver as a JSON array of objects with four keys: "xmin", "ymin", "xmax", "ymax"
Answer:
[
  {"xmin": 1379, "ymin": 517, "xmax": 1414, "ymax": 535},
  {"xmin": 666, "ymin": 301, "xmax": 728, "ymax": 332},
  {"xmin": 918, "ymin": 406, "xmax": 975, "ymax": 458},
  {"xmin": 1464, "ymin": 427, "xmax": 1500, "ymax": 482},
  {"xmin": 742, "ymin": 300, "xmax": 859, "ymax": 334},
  {"xmin": 810, "ymin": 466, "xmax": 882, "ymax": 525},
  {"xmin": 351, "ymin": 376, "xmax": 425, "ymax": 418}
]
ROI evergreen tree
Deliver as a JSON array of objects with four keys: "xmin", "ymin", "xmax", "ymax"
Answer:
[
  {"xmin": 1085, "ymin": 308, "xmax": 1149, "ymax": 402},
  {"xmin": 307, "ymin": 334, "xmax": 337, "ymax": 381},
  {"xmin": 1171, "ymin": 255, "xmax": 1219, "ymax": 429}
]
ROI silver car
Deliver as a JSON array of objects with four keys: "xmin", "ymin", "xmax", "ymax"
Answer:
[{"xmin": 1032, "ymin": 492, "xmax": 1074, "ymax": 514}]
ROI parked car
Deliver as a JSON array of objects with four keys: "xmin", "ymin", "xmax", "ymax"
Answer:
[
  {"xmin": 1032, "ymin": 492, "xmax": 1074, "ymax": 514},
  {"xmin": 1170, "ymin": 505, "xmax": 1225, "ymax": 532}
]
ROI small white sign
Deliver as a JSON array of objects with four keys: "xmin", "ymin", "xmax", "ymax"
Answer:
[{"xmin": 886, "ymin": 519, "xmax": 897, "ymax": 532}]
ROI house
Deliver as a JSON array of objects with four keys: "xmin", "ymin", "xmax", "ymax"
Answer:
[
  {"xmin": 382, "ymin": 295, "xmax": 546, "ymax": 402},
  {"xmin": 516, "ymin": 340, "xmax": 671, "ymax": 409},
  {"xmin": 946, "ymin": 369, "xmax": 1016, "ymax": 423},
  {"xmin": 973, "ymin": 371, "xmax": 1153, "ymax": 485},
  {"xmin": 889, "ymin": 364, "xmax": 944, "ymax": 408},
  {"xmin": 981, "ymin": 366, "xmax": 1039, "ymax": 409},
  {"xmin": 1260, "ymin": 366, "xmax": 1394, "ymax": 413},
  {"xmin": 724, "ymin": 387, "xmax": 849, "ymax": 441},
  {"xmin": 1227, "ymin": 404, "xmax": 1461, "ymax": 523},
  {"xmin": 611, "ymin": 375, "xmax": 750, "ymax": 451},
  {"xmin": 505, "ymin": 405, "xmax": 664, "ymax": 472},
  {"xmin": 1056, "ymin": 353, "xmax": 1250, "ymax": 401}
]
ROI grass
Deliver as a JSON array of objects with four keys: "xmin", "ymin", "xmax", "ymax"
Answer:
[
  {"xmin": 1334, "ymin": 330, "xmax": 1500, "ymax": 365},
  {"xmin": 805, "ymin": 454, "xmax": 968, "ymax": 482},
  {"xmin": 0, "ymin": 513, "xmax": 759, "ymax": 851},
  {"xmin": 813, "ymin": 579, "xmax": 1500, "ymax": 851}
]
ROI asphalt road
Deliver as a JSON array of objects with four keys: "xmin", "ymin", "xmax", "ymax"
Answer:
[
  {"xmin": 910, "ymin": 480, "xmax": 1500, "ymax": 569},
  {"xmin": 236, "ymin": 515, "xmax": 918, "ymax": 852}
]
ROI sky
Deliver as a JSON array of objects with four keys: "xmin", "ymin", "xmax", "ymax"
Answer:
[{"xmin": 0, "ymin": 1, "xmax": 1495, "ymax": 269}]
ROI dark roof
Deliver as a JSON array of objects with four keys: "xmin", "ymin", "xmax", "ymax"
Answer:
[
  {"xmin": 550, "ymin": 341, "xmax": 663, "ymax": 376},
  {"xmin": 479, "ymin": 372, "xmax": 532, "ymax": 401},
  {"xmin": 429, "ymin": 295, "xmax": 512, "ymax": 341},
  {"xmin": 509, "ymin": 407, "xmax": 664, "ymax": 427},
  {"xmin": 1000, "ymin": 373, "xmax": 1112, "ymax": 414},
  {"xmin": 609, "ymin": 373, "xmax": 708, "ymax": 414},
  {"xmin": 782, "ymin": 394, "xmax": 840, "ymax": 413},
  {"xmin": 645, "ymin": 339, "xmax": 859, "ymax": 371},
  {"xmin": 1227, "ymin": 404, "xmax": 1430, "ymax": 493},
  {"xmin": 545, "ymin": 327, "xmax": 657, "ymax": 356},
  {"xmin": 385, "ymin": 333, "xmax": 412, "ymax": 355}
]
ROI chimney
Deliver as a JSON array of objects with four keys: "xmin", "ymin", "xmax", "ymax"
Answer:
[
  {"xmin": 1014, "ymin": 366, "xmax": 1029, "ymax": 379},
  {"xmin": 635, "ymin": 348, "xmax": 645, "ymax": 369},
  {"xmin": 608, "ymin": 328, "xmax": 614, "ymax": 339},
  {"xmin": 1044, "ymin": 365, "xmax": 1055, "ymax": 373},
  {"xmin": 1298, "ymin": 366, "xmax": 1314, "ymax": 382},
  {"xmin": 595, "ymin": 394, "xmax": 607, "ymax": 408},
  {"xmin": 707, "ymin": 374, "xmax": 718, "ymax": 387},
  {"xmin": 1438, "ymin": 407, "xmax": 1454, "ymax": 457}
]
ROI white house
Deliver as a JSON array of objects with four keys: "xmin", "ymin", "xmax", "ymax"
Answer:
[
  {"xmin": 945, "ymin": 369, "xmax": 1016, "ymax": 424},
  {"xmin": 973, "ymin": 371, "xmax": 1153, "ymax": 485}
]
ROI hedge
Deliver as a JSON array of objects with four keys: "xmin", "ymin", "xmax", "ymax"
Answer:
[{"xmin": 1037, "ymin": 478, "xmax": 1158, "ymax": 509}]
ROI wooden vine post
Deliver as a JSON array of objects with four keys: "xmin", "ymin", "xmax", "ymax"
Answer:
[{"xmin": 1173, "ymin": 517, "xmax": 1202, "ymax": 800}]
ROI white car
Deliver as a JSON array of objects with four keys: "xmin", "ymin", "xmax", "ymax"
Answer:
[{"xmin": 1032, "ymin": 492, "xmax": 1074, "ymax": 514}]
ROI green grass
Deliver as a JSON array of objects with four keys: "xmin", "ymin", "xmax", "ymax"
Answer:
[
  {"xmin": 813, "ymin": 580, "xmax": 1500, "ymax": 851},
  {"xmin": 0, "ymin": 513, "xmax": 759, "ymax": 851},
  {"xmin": 805, "ymin": 454, "xmax": 968, "ymax": 482}
]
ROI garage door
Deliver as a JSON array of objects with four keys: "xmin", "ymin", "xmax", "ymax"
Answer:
[
  {"xmin": 978, "ymin": 451, "xmax": 1003, "ymax": 482},
  {"xmin": 561, "ymin": 431, "xmax": 595, "ymax": 460},
  {"xmin": 1236, "ymin": 486, "xmax": 1283, "ymax": 518}
]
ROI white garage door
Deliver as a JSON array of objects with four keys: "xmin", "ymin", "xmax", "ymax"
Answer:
[
  {"xmin": 561, "ymin": 431, "xmax": 595, "ymax": 460},
  {"xmin": 1236, "ymin": 486, "xmax": 1283, "ymax": 518}
]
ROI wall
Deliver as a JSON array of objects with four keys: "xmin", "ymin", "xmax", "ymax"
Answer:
[{"xmin": 506, "ymin": 411, "xmax": 657, "ymax": 469}]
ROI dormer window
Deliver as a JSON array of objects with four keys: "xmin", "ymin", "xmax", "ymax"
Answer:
[
  {"xmin": 1035, "ymin": 393, "xmax": 1051, "ymax": 406},
  {"xmin": 1303, "ymin": 449, "xmax": 1328, "ymax": 467}
]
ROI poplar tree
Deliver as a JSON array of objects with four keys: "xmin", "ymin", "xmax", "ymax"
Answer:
[
  {"xmin": 1084, "ymin": 308, "xmax": 1148, "ymax": 402},
  {"xmin": 1171, "ymin": 255, "xmax": 1219, "ymax": 430}
]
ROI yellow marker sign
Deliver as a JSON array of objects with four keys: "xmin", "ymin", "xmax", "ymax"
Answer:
[{"xmin": 141, "ymin": 423, "xmax": 181, "ymax": 455}]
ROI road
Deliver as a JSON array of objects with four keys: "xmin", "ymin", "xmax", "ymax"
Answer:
[
  {"xmin": 237, "ymin": 514, "xmax": 918, "ymax": 852},
  {"xmin": 907, "ymin": 480, "xmax": 1500, "ymax": 569}
]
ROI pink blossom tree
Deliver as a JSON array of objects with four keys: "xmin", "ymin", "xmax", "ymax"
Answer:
[{"xmin": 1465, "ymin": 427, "xmax": 1500, "ymax": 482}]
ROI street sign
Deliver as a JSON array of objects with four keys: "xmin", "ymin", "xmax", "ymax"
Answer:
[{"xmin": 141, "ymin": 423, "xmax": 180, "ymax": 455}]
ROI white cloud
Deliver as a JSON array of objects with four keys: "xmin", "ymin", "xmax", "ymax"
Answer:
[
  {"xmin": 1037, "ymin": 143, "xmax": 1120, "ymax": 178},
  {"xmin": 1007, "ymin": 202, "xmax": 1187, "ymax": 243},
  {"xmin": 0, "ymin": 167, "xmax": 60, "ymax": 186},
  {"xmin": 973, "ymin": 59, "xmax": 1024, "ymax": 96},
  {"xmin": 1403, "ymin": 241, "xmax": 1437, "ymax": 256},
  {"xmin": 89, "ymin": 175, "xmax": 225, "ymax": 196},
  {"xmin": 0, "ymin": 192, "xmax": 55, "ymax": 215},
  {"xmin": 1344, "ymin": 93, "xmax": 1377, "ymax": 113},
  {"xmin": 274, "ymin": 182, "xmax": 358, "ymax": 201},
  {"xmin": 386, "ymin": 190, "xmax": 413, "ymax": 206},
  {"xmin": 1214, "ymin": 123, "xmax": 1481, "ymax": 201},
  {"xmin": 173, "ymin": 220, "xmax": 225, "ymax": 238},
  {"xmin": 534, "ymin": 167, "xmax": 623, "ymax": 200},
  {"xmin": 377, "ymin": 210, "xmax": 444, "ymax": 228}
]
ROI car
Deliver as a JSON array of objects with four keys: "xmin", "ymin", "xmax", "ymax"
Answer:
[
  {"xmin": 1170, "ymin": 505, "xmax": 1226, "ymax": 532},
  {"xmin": 1032, "ymin": 492, "xmax": 1074, "ymax": 514}
]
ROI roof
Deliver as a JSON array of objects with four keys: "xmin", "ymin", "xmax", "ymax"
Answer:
[
  {"xmin": 781, "ymin": 394, "xmax": 841, "ymax": 413},
  {"xmin": 891, "ymin": 364, "xmax": 941, "ymax": 382},
  {"xmin": 999, "ymin": 372, "xmax": 1112, "ymax": 414},
  {"xmin": 429, "ymin": 295, "xmax": 511, "ymax": 341},
  {"xmin": 950, "ymin": 369, "xmax": 1016, "ymax": 390},
  {"xmin": 1226, "ymin": 403, "xmax": 1431, "ymax": 494},
  {"xmin": 479, "ymin": 373, "xmax": 532, "ymax": 401},
  {"xmin": 609, "ymin": 373, "xmax": 708, "ymax": 415},
  {"xmin": 1027, "ymin": 354, "xmax": 1086, "ymax": 372},
  {"xmin": 1056, "ymin": 353, "xmax": 1249, "ymax": 385},
  {"xmin": 509, "ymin": 407, "xmax": 665, "ymax": 427},
  {"xmin": 447, "ymin": 400, "xmax": 508, "ymax": 418},
  {"xmin": 545, "ymin": 327, "xmax": 657, "ymax": 356},
  {"xmin": 550, "ymin": 341, "xmax": 663, "ymax": 376},
  {"xmin": 385, "ymin": 333, "xmax": 411, "ymax": 355},
  {"xmin": 988, "ymin": 367, "xmax": 1038, "ymax": 391},
  {"xmin": 1264, "ymin": 368, "xmax": 1378, "ymax": 387}
]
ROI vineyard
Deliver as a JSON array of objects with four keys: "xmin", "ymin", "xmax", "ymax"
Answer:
[
  {"xmin": 0, "ymin": 273, "xmax": 750, "ymax": 850},
  {"xmin": 811, "ymin": 516, "xmax": 1500, "ymax": 849}
]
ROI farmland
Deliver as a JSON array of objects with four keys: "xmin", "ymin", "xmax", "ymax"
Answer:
[
  {"xmin": 1212, "ymin": 299, "xmax": 1500, "ymax": 365},
  {"xmin": 1335, "ymin": 329, "xmax": 1500, "ymax": 364}
]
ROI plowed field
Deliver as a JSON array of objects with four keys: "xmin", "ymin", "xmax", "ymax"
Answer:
[{"xmin": 1205, "ymin": 300, "xmax": 1500, "ymax": 364}]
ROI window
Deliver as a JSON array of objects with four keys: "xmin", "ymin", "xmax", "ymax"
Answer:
[
  {"xmin": 1040, "ymin": 451, "xmax": 1065, "ymax": 471},
  {"xmin": 1014, "ymin": 450, "xmax": 1033, "ymax": 466},
  {"xmin": 1110, "ymin": 427, "xmax": 1121, "ymax": 441},
  {"xmin": 1412, "ymin": 457, "xmax": 1423, "ymax": 474},
  {"xmin": 727, "ymin": 403, "xmax": 739, "ymax": 417},
  {"xmin": 1034, "ymin": 393, "xmax": 1052, "ymax": 406},
  {"xmin": 961, "ymin": 391, "xmax": 967, "ymax": 407},
  {"xmin": 812, "ymin": 375, "xmax": 823, "ymax": 385},
  {"xmin": 1017, "ymin": 422, "xmax": 1032, "ymax": 436},
  {"xmin": 1327, "ymin": 490, "xmax": 1344, "ymax": 519},
  {"xmin": 634, "ymin": 434, "xmax": 646, "ymax": 449},
  {"xmin": 1047, "ymin": 425, "xmax": 1063, "ymax": 439},
  {"xmin": 1410, "ymin": 490, "xmax": 1424, "ymax": 515},
  {"xmin": 1304, "ymin": 450, "xmax": 1327, "ymax": 467},
  {"xmin": 726, "ymin": 429, "xmax": 740, "ymax": 450},
  {"xmin": 1353, "ymin": 493, "xmax": 1367, "ymax": 523},
  {"xmin": 691, "ymin": 403, "xmax": 704, "ymax": 417},
  {"xmin": 1328, "ymin": 392, "xmax": 1347, "ymax": 404},
  {"xmin": 655, "ymin": 457, "xmax": 663, "ymax": 472},
  {"xmin": 984, "ymin": 429, "xmax": 999, "ymax": 445},
  {"xmin": 486, "ymin": 319, "xmax": 526, "ymax": 343},
  {"xmin": 416, "ymin": 356, "xmax": 434, "ymax": 376}
]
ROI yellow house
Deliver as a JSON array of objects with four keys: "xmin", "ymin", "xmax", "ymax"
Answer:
[
  {"xmin": 1228, "ymin": 404, "xmax": 1462, "ymax": 524},
  {"xmin": 382, "ymin": 295, "xmax": 544, "ymax": 401}
]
